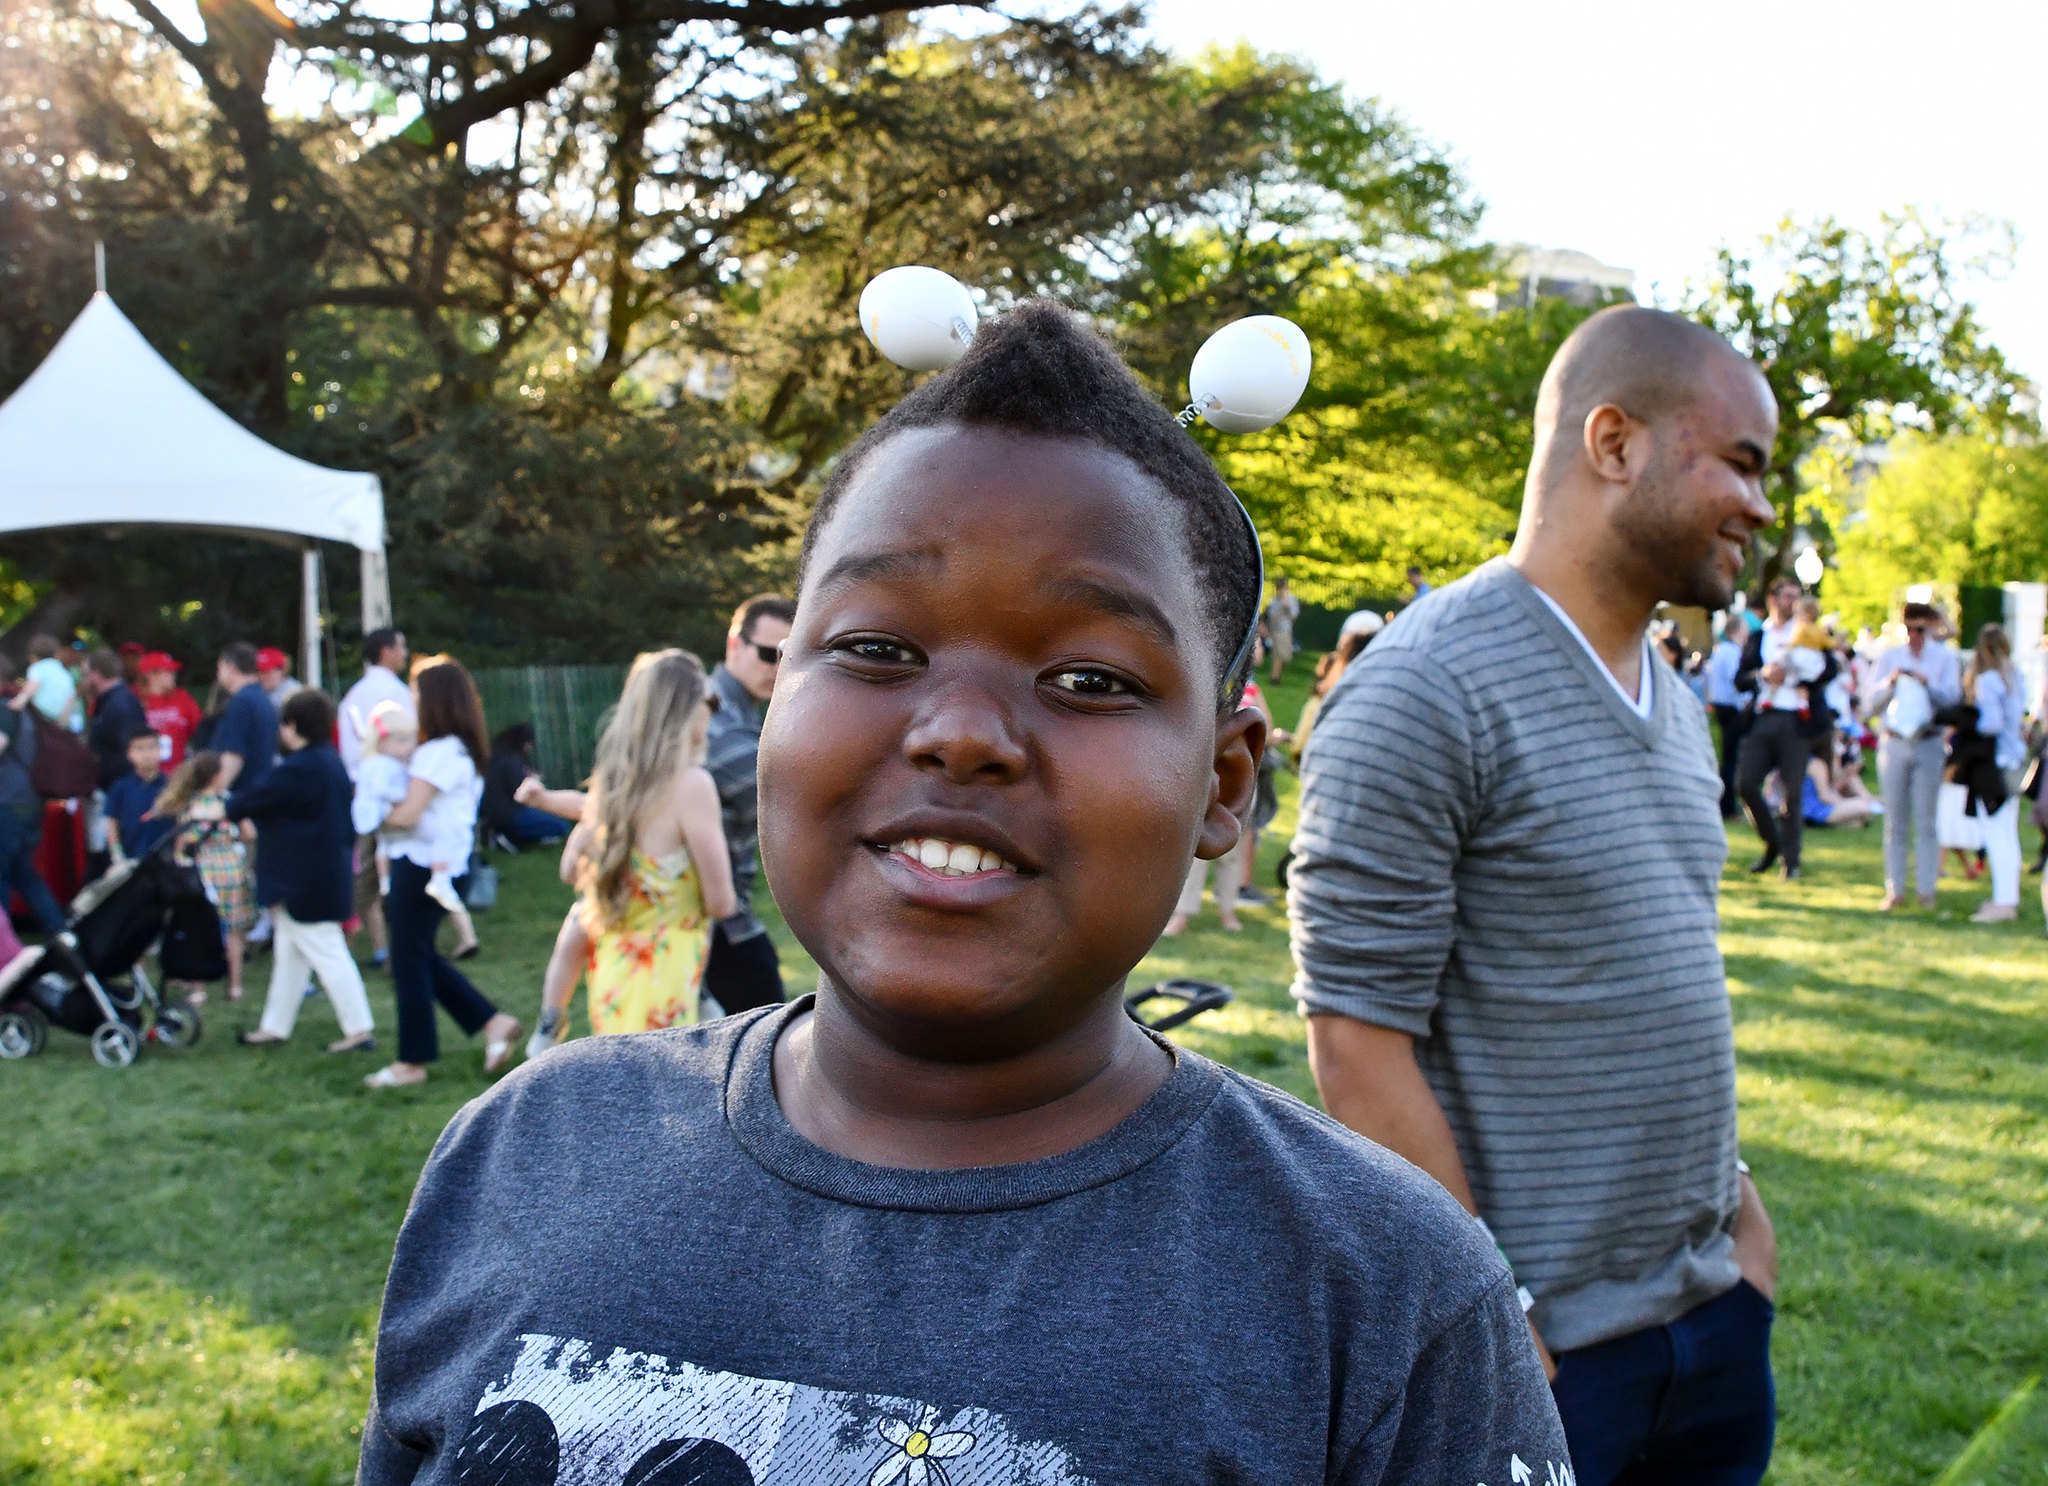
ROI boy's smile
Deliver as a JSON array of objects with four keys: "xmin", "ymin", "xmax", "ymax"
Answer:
[{"xmin": 759, "ymin": 423, "xmax": 1262, "ymax": 1078}]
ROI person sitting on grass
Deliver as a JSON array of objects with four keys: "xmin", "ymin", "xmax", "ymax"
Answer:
[
  {"xmin": 358, "ymin": 301, "xmax": 1566, "ymax": 1484},
  {"xmin": 105, "ymin": 727, "xmax": 172, "ymax": 863},
  {"xmin": 226, "ymin": 688, "xmax": 376, "ymax": 1054}
]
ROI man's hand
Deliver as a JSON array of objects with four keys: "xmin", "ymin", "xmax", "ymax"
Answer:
[
  {"xmin": 1759, "ymin": 662, "xmax": 1786, "ymax": 686},
  {"xmin": 1732, "ymin": 1171, "xmax": 1778, "ymax": 1300}
]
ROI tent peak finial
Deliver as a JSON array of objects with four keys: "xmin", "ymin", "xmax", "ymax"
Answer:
[{"xmin": 93, "ymin": 241, "xmax": 105, "ymax": 296}]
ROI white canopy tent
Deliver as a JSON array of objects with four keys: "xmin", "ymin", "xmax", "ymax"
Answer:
[{"xmin": 0, "ymin": 288, "xmax": 391, "ymax": 689}]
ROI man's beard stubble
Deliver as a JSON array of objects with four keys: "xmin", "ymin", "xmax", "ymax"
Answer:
[{"xmin": 1611, "ymin": 454, "xmax": 1742, "ymax": 612}]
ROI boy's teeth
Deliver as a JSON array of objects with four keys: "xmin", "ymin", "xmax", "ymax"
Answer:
[{"xmin": 891, "ymin": 838, "xmax": 1016, "ymax": 876}]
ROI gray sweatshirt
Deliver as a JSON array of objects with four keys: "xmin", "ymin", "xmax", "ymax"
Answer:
[{"xmin": 1289, "ymin": 558, "xmax": 1743, "ymax": 1353}]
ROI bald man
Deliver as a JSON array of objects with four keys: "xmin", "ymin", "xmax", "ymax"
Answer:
[{"xmin": 1289, "ymin": 306, "xmax": 1781, "ymax": 1485}]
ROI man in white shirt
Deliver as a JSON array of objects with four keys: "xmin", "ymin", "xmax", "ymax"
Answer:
[
  {"xmin": 1863, "ymin": 602, "xmax": 1962, "ymax": 910},
  {"xmin": 1734, "ymin": 577, "xmax": 1829, "ymax": 880},
  {"xmin": 1703, "ymin": 613, "xmax": 1752, "ymax": 818},
  {"xmin": 338, "ymin": 627, "xmax": 411, "ymax": 963}
]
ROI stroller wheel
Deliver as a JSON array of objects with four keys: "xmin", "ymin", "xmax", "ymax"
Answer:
[
  {"xmin": 152, "ymin": 1001, "xmax": 204, "ymax": 1050},
  {"xmin": 0, "ymin": 1006, "xmax": 47, "ymax": 1059},
  {"xmin": 91, "ymin": 1020, "xmax": 141, "ymax": 1069}
]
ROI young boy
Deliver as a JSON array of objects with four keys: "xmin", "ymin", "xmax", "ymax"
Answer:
[
  {"xmin": 105, "ymin": 727, "xmax": 171, "ymax": 863},
  {"xmin": 360, "ymin": 303, "xmax": 1566, "ymax": 1484},
  {"xmin": 225, "ymin": 689, "xmax": 376, "ymax": 1053}
]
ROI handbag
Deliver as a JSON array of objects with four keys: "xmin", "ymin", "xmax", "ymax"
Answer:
[
  {"xmin": 461, "ymin": 859, "xmax": 499, "ymax": 911},
  {"xmin": 26, "ymin": 713, "xmax": 98, "ymax": 799}
]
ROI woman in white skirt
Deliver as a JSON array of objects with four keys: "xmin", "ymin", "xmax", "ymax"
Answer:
[{"xmin": 1960, "ymin": 625, "xmax": 2027, "ymax": 922}]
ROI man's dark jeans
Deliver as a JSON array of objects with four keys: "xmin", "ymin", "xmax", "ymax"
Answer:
[
  {"xmin": 1737, "ymin": 710, "xmax": 1810, "ymax": 867},
  {"xmin": 1552, "ymin": 1280, "xmax": 1775, "ymax": 1486},
  {"xmin": 0, "ymin": 805, "xmax": 65, "ymax": 934},
  {"xmin": 1712, "ymin": 705, "xmax": 1751, "ymax": 818}
]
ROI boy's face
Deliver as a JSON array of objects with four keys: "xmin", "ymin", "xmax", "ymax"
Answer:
[
  {"xmin": 760, "ymin": 425, "xmax": 1262, "ymax": 1055},
  {"xmin": 128, "ymin": 735, "xmax": 161, "ymax": 776}
]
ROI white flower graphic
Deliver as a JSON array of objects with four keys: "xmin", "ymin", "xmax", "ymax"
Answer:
[{"xmin": 868, "ymin": 1407, "xmax": 976, "ymax": 1486}]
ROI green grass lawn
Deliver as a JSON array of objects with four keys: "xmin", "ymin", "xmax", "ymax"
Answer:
[{"xmin": 2, "ymin": 658, "xmax": 2044, "ymax": 1483}]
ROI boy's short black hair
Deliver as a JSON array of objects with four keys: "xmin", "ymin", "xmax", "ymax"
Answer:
[
  {"xmin": 280, "ymin": 687, "xmax": 336, "ymax": 744},
  {"xmin": 800, "ymin": 300, "xmax": 1261, "ymax": 699}
]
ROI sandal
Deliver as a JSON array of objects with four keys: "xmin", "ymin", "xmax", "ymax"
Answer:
[
  {"xmin": 452, "ymin": 940, "xmax": 481, "ymax": 961},
  {"xmin": 236, "ymin": 1030, "xmax": 287, "ymax": 1046},
  {"xmin": 364, "ymin": 1063, "xmax": 428, "ymax": 1089},
  {"xmin": 327, "ymin": 1032, "xmax": 377, "ymax": 1054},
  {"xmin": 482, "ymin": 1016, "xmax": 523, "ymax": 1074}
]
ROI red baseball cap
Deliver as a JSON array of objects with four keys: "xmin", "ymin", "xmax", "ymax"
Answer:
[
  {"xmin": 118, "ymin": 640, "xmax": 147, "ymax": 657},
  {"xmin": 137, "ymin": 651, "xmax": 180, "ymax": 675},
  {"xmin": 256, "ymin": 646, "xmax": 290, "ymax": 673}
]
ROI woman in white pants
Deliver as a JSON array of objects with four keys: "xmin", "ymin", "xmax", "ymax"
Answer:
[
  {"xmin": 1964, "ymin": 625, "xmax": 2028, "ymax": 924},
  {"xmin": 223, "ymin": 689, "xmax": 377, "ymax": 1052}
]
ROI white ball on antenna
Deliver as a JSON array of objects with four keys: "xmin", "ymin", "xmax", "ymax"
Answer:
[
  {"xmin": 1188, "ymin": 315, "xmax": 1312, "ymax": 432},
  {"xmin": 859, "ymin": 266, "xmax": 978, "ymax": 371}
]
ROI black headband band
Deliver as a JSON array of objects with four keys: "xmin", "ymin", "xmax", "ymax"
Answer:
[{"xmin": 1219, "ymin": 497, "xmax": 1265, "ymax": 710}]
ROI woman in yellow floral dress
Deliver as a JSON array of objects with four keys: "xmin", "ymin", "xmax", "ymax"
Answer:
[{"xmin": 568, "ymin": 650, "xmax": 737, "ymax": 1035}]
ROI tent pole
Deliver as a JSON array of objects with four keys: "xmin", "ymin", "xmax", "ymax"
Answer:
[
  {"xmin": 302, "ymin": 546, "xmax": 324, "ymax": 691},
  {"xmin": 360, "ymin": 546, "xmax": 392, "ymax": 632}
]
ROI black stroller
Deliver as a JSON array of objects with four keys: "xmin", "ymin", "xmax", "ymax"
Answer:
[{"xmin": 0, "ymin": 823, "xmax": 218, "ymax": 1068}]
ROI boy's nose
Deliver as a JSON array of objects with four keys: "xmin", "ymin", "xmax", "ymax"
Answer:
[{"xmin": 901, "ymin": 687, "xmax": 1028, "ymax": 785}]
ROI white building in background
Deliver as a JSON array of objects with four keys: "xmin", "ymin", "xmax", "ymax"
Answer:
[{"xmin": 1478, "ymin": 246, "xmax": 1637, "ymax": 310}]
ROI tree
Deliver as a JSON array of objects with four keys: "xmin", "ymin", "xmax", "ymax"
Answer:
[
  {"xmin": 1688, "ymin": 212, "xmax": 2032, "ymax": 591},
  {"xmin": 1827, "ymin": 434, "xmax": 2048, "ymax": 629}
]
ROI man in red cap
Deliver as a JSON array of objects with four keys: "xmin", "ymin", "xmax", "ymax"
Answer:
[
  {"xmin": 256, "ymin": 646, "xmax": 303, "ymax": 705},
  {"xmin": 117, "ymin": 639, "xmax": 147, "ymax": 688},
  {"xmin": 138, "ymin": 653, "xmax": 202, "ymax": 769}
]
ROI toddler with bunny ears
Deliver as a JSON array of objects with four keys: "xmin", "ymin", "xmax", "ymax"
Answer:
[{"xmin": 358, "ymin": 297, "xmax": 1566, "ymax": 1485}]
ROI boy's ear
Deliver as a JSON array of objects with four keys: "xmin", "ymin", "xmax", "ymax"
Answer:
[{"xmin": 1194, "ymin": 703, "xmax": 1267, "ymax": 862}]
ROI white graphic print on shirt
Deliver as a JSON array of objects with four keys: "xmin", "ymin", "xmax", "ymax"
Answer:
[
  {"xmin": 452, "ymin": 1332, "xmax": 1088, "ymax": 1485},
  {"xmin": 450, "ymin": 1330, "xmax": 1575, "ymax": 1486}
]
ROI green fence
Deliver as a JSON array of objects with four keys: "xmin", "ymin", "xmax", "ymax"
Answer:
[{"xmin": 471, "ymin": 663, "xmax": 629, "ymax": 787}]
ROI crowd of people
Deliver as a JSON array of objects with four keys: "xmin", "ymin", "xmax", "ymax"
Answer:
[
  {"xmin": 1660, "ymin": 580, "xmax": 2045, "ymax": 924},
  {"xmin": 0, "ymin": 600, "xmax": 798, "ymax": 1094}
]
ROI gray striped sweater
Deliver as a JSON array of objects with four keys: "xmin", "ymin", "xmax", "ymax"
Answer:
[{"xmin": 1288, "ymin": 557, "xmax": 1741, "ymax": 1352}]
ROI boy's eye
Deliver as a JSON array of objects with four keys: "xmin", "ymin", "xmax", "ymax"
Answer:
[
  {"xmin": 831, "ymin": 636, "xmax": 923, "ymax": 669},
  {"xmin": 1044, "ymin": 666, "xmax": 1135, "ymax": 698}
]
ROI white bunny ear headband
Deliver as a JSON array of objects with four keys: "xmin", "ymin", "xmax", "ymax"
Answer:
[{"xmin": 858, "ymin": 266, "xmax": 1312, "ymax": 707}]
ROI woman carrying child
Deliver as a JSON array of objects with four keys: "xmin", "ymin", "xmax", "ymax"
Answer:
[
  {"xmin": 541, "ymin": 650, "xmax": 735, "ymax": 1044},
  {"xmin": 362, "ymin": 659, "xmax": 520, "ymax": 1088},
  {"xmin": 353, "ymin": 701, "xmax": 478, "ymax": 958},
  {"xmin": 151, "ymin": 749, "xmax": 253, "ymax": 1003}
]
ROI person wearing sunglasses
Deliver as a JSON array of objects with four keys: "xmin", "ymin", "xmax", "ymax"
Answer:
[
  {"xmin": 702, "ymin": 593, "xmax": 797, "ymax": 1017},
  {"xmin": 1865, "ymin": 600, "xmax": 1963, "ymax": 910}
]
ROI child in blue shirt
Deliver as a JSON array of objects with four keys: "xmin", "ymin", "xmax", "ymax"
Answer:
[
  {"xmin": 105, "ymin": 728, "xmax": 171, "ymax": 862},
  {"xmin": 361, "ymin": 302, "xmax": 1567, "ymax": 1485}
]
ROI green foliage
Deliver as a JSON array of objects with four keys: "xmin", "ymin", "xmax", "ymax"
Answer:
[
  {"xmin": 1688, "ymin": 213, "xmax": 2034, "ymax": 590},
  {"xmin": 0, "ymin": 3, "xmax": 1549, "ymax": 655},
  {"xmin": 1826, "ymin": 435, "xmax": 2048, "ymax": 628}
]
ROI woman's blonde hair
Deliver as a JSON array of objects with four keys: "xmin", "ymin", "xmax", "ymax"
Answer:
[
  {"xmin": 578, "ymin": 649, "xmax": 712, "ymax": 931},
  {"xmin": 359, "ymin": 700, "xmax": 418, "ymax": 766},
  {"xmin": 1965, "ymin": 623, "xmax": 2017, "ymax": 702},
  {"xmin": 155, "ymin": 750, "xmax": 225, "ymax": 817}
]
